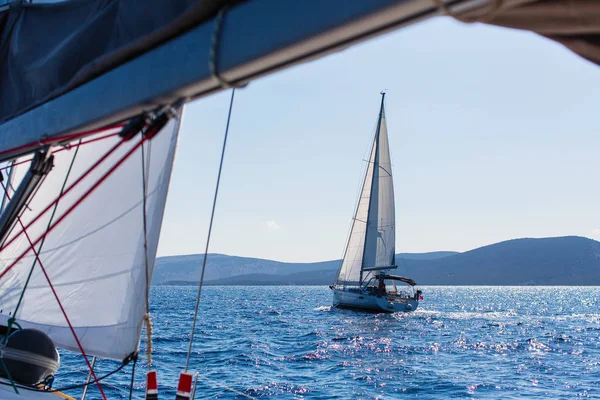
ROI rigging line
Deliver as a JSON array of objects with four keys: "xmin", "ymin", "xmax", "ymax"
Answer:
[
  {"xmin": 80, "ymin": 356, "xmax": 96, "ymax": 400},
  {"xmin": 128, "ymin": 355, "xmax": 138, "ymax": 400},
  {"xmin": 140, "ymin": 134, "xmax": 153, "ymax": 367},
  {"xmin": 184, "ymin": 88, "xmax": 236, "ymax": 371},
  {"xmin": 9, "ymin": 140, "xmax": 81, "ymax": 321},
  {"xmin": 13, "ymin": 214, "xmax": 107, "ymax": 399}
]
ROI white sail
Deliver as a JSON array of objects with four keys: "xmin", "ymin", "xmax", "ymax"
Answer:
[
  {"xmin": 336, "ymin": 100, "xmax": 395, "ymax": 287},
  {"xmin": 335, "ymin": 140, "xmax": 376, "ymax": 286},
  {"xmin": 0, "ymin": 111, "xmax": 182, "ymax": 360},
  {"xmin": 361, "ymin": 107, "xmax": 395, "ymax": 283}
]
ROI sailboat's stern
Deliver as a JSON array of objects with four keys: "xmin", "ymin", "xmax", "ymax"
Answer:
[{"xmin": 376, "ymin": 296, "xmax": 419, "ymax": 312}]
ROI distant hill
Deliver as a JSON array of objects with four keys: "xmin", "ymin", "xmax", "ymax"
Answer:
[
  {"xmin": 153, "ymin": 254, "xmax": 340, "ymax": 285},
  {"xmin": 397, "ymin": 251, "xmax": 459, "ymax": 260},
  {"xmin": 403, "ymin": 236, "xmax": 600, "ymax": 285},
  {"xmin": 154, "ymin": 236, "xmax": 600, "ymax": 286}
]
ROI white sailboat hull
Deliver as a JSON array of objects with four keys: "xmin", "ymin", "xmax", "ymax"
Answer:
[{"xmin": 332, "ymin": 289, "xmax": 418, "ymax": 313}]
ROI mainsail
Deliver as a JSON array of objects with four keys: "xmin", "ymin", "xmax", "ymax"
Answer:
[
  {"xmin": 0, "ymin": 112, "xmax": 182, "ymax": 360},
  {"xmin": 336, "ymin": 95, "xmax": 396, "ymax": 287}
]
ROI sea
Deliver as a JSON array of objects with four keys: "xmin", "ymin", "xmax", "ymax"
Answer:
[{"xmin": 57, "ymin": 286, "xmax": 600, "ymax": 399}]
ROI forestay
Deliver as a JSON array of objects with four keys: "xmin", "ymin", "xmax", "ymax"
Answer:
[{"xmin": 0, "ymin": 115, "xmax": 182, "ymax": 360}]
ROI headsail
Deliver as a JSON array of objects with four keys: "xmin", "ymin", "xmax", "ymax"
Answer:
[
  {"xmin": 361, "ymin": 104, "xmax": 395, "ymax": 283},
  {"xmin": 0, "ymin": 110, "xmax": 182, "ymax": 360},
  {"xmin": 336, "ymin": 94, "xmax": 396, "ymax": 287}
]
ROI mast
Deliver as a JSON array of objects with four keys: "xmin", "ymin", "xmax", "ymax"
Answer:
[{"xmin": 359, "ymin": 92, "xmax": 386, "ymax": 285}]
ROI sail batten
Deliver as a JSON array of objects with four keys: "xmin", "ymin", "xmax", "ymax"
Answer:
[
  {"xmin": 0, "ymin": 112, "xmax": 182, "ymax": 360},
  {"xmin": 336, "ymin": 95, "xmax": 395, "ymax": 287}
]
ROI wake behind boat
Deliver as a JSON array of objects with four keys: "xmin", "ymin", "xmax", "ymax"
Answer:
[{"xmin": 331, "ymin": 93, "xmax": 421, "ymax": 313}]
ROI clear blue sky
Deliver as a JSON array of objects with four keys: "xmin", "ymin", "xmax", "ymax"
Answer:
[{"xmin": 157, "ymin": 17, "xmax": 600, "ymax": 262}]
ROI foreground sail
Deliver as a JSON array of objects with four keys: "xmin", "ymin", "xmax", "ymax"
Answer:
[
  {"xmin": 0, "ymin": 109, "xmax": 183, "ymax": 398},
  {"xmin": 331, "ymin": 93, "xmax": 421, "ymax": 313},
  {"xmin": 0, "ymin": 115, "xmax": 181, "ymax": 360}
]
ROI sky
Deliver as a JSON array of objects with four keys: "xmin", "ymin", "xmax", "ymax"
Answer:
[{"xmin": 156, "ymin": 17, "xmax": 600, "ymax": 263}]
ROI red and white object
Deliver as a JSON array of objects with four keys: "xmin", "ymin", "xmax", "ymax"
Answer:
[
  {"xmin": 175, "ymin": 371, "xmax": 194, "ymax": 400},
  {"xmin": 146, "ymin": 370, "xmax": 158, "ymax": 400}
]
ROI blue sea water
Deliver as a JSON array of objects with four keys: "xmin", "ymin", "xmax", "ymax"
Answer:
[{"xmin": 58, "ymin": 286, "xmax": 600, "ymax": 399}]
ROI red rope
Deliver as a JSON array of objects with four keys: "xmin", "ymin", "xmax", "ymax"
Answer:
[
  {"xmin": 12, "ymin": 212, "xmax": 107, "ymax": 399},
  {"xmin": 0, "ymin": 123, "xmax": 124, "ymax": 159},
  {"xmin": 0, "ymin": 138, "xmax": 127, "ymax": 254},
  {"xmin": 0, "ymin": 132, "xmax": 120, "ymax": 172},
  {"xmin": 0, "ymin": 136, "xmax": 147, "ymax": 283}
]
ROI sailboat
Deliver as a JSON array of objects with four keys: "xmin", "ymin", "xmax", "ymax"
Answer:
[{"xmin": 331, "ymin": 93, "xmax": 421, "ymax": 313}]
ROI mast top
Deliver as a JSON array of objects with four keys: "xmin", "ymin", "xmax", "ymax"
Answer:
[{"xmin": 378, "ymin": 91, "xmax": 386, "ymax": 114}]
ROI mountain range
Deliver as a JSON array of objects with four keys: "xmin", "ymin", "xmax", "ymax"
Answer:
[{"xmin": 153, "ymin": 236, "xmax": 600, "ymax": 286}]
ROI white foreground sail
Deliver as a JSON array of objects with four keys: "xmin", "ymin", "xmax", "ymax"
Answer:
[
  {"xmin": 0, "ymin": 116, "xmax": 181, "ymax": 359},
  {"xmin": 0, "ymin": 109, "xmax": 182, "ymax": 399},
  {"xmin": 332, "ymin": 94, "xmax": 420, "ymax": 313}
]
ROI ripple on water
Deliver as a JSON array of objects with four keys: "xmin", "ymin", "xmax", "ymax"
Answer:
[{"xmin": 55, "ymin": 286, "xmax": 600, "ymax": 399}]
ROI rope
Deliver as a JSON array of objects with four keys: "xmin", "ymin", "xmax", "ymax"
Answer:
[
  {"xmin": 140, "ymin": 136, "xmax": 153, "ymax": 366},
  {"xmin": 184, "ymin": 88, "xmax": 236, "ymax": 371},
  {"xmin": 80, "ymin": 356, "xmax": 96, "ymax": 400},
  {"xmin": 142, "ymin": 314, "xmax": 153, "ymax": 365},
  {"xmin": 128, "ymin": 355, "xmax": 138, "ymax": 400},
  {"xmin": 434, "ymin": 0, "xmax": 504, "ymax": 23},
  {"xmin": 209, "ymin": 7, "xmax": 246, "ymax": 89}
]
